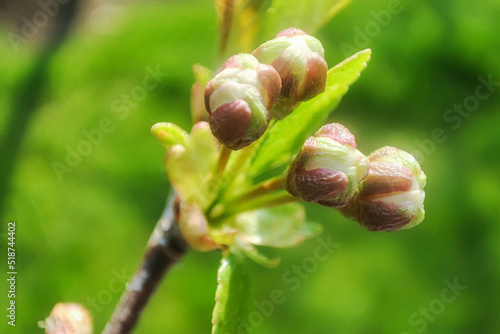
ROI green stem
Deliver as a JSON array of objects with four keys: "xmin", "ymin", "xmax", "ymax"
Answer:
[
  {"xmin": 205, "ymin": 119, "xmax": 279, "ymax": 218},
  {"xmin": 205, "ymin": 142, "xmax": 258, "ymax": 217},
  {"xmin": 224, "ymin": 175, "xmax": 284, "ymax": 208},
  {"xmin": 211, "ymin": 190, "xmax": 298, "ymax": 223},
  {"xmin": 216, "ymin": 145, "xmax": 232, "ymax": 176}
]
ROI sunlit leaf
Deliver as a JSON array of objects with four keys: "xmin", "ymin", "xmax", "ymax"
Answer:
[
  {"xmin": 151, "ymin": 122, "xmax": 188, "ymax": 149},
  {"xmin": 249, "ymin": 49, "xmax": 372, "ymax": 178},
  {"xmin": 236, "ymin": 202, "xmax": 322, "ymax": 248},
  {"xmin": 212, "ymin": 251, "xmax": 252, "ymax": 334},
  {"xmin": 165, "ymin": 122, "xmax": 218, "ymax": 204}
]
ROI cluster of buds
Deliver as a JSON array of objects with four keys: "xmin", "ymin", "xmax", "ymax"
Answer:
[
  {"xmin": 198, "ymin": 27, "xmax": 426, "ymax": 239},
  {"xmin": 205, "ymin": 28, "xmax": 328, "ymax": 149},
  {"xmin": 285, "ymin": 124, "xmax": 426, "ymax": 232}
]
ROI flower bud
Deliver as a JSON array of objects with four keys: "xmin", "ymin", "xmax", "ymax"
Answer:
[
  {"xmin": 344, "ymin": 146, "xmax": 426, "ymax": 232},
  {"xmin": 39, "ymin": 303, "xmax": 92, "ymax": 334},
  {"xmin": 252, "ymin": 27, "xmax": 328, "ymax": 119},
  {"xmin": 205, "ymin": 53, "xmax": 281, "ymax": 150},
  {"xmin": 178, "ymin": 201, "xmax": 220, "ymax": 252},
  {"xmin": 285, "ymin": 123, "xmax": 368, "ymax": 208}
]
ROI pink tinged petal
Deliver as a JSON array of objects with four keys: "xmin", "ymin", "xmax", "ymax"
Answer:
[
  {"xmin": 221, "ymin": 54, "xmax": 245, "ymax": 70},
  {"xmin": 257, "ymin": 63, "xmax": 282, "ymax": 109},
  {"xmin": 300, "ymin": 53, "xmax": 328, "ymax": 101},
  {"xmin": 271, "ymin": 53, "xmax": 300, "ymax": 99},
  {"xmin": 358, "ymin": 200, "xmax": 414, "ymax": 232},
  {"xmin": 359, "ymin": 161, "xmax": 414, "ymax": 198},
  {"xmin": 314, "ymin": 123, "xmax": 357, "ymax": 148},
  {"xmin": 208, "ymin": 99, "xmax": 251, "ymax": 150},
  {"xmin": 276, "ymin": 27, "xmax": 307, "ymax": 38},
  {"xmin": 294, "ymin": 168, "xmax": 348, "ymax": 204},
  {"xmin": 369, "ymin": 146, "xmax": 400, "ymax": 161}
]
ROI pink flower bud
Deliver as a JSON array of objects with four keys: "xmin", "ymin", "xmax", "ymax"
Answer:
[
  {"xmin": 285, "ymin": 123, "xmax": 368, "ymax": 208},
  {"xmin": 252, "ymin": 28, "xmax": 328, "ymax": 119},
  {"xmin": 39, "ymin": 303, "xmax": 92, "ymax": 334},
  {"xmin": 344, "ymin": 146, "xmax": 426, "ymax": 232},
  {"xmin": 205, "ymin": 53, "xmax": 281, "ymax": 150}
]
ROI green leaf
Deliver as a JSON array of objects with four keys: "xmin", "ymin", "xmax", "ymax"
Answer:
[
  {"xmin": 236, "ymin": 203, "xmax": 322, "ymax": 248},
  {"xmin": 165, "ymin": 122, "xmax": 218, "ymax": 205},
  {"xmin": 249, "ymin": 49, "xmax": 372, "ymax": 178},
  {"xmin": 261, "ymin": 0, "xmax": 352, "ymax": 39},
  {"xmin": 151, "ymin": 122, "xmax": 188, "ymax": 149},
  {"xmin": 212, "ymin": 251, "xmax": 253, "ymax": 334}
]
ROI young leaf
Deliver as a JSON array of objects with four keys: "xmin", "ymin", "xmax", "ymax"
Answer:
[
  {"xmin": 212, "ymin": 251, "xmax": 252, "ymax": 334},
  {"xmin": 164, "ymin": 122, "xmax": 218, "ymax": 204},
  {"xmin": 236, "ymin": 203, "xmax": 322, "ymax": 248},
  {"xmin": 151, "ymin": 122, "xmax": 188, "ymax": 149},
  {"xmin": 261, "ymin": 0, "xmax": 352, "ymax": 40},
  {"xmin": 249, "ymin": 49, "xmax": 372, "ymax": 178}
]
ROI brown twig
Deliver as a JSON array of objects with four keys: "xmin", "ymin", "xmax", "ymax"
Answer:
[{"xmin": 103, "ymin": 195, "xmax": 188, "ymax": 334}]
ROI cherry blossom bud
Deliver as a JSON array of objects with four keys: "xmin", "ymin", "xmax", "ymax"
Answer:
[
  {"xmin": 39, "ymin": 303, "xmax": 92, "ymax": 334},
  {"xmin": 205, "ymin": 53, "xmax": 281, "ymax": 150},
  {"xmin": 252, "ymin": 27, "xmax": 328, "ymax": 119},
  {"xmin": 344, "ymin": 146, "xmax": 426, "ymax": 232},
  {"xmin": 285, "ymin": 123, "xmax": 368, "ymax": 208},
  {"xmin": 178, "ymin": 202, "xmax": 220, "ymax": 252}
]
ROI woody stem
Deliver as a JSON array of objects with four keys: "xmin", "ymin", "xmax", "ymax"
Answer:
[{"xmin": 102, "ymin": 194, "xmax": 187, "ymax": 334}]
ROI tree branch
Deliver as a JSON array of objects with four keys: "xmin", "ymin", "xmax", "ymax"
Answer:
[{"xmin": 103, "ymin": 195, "xmax": 188, "ymax": 334}]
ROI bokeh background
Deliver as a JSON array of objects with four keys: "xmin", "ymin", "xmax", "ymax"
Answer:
[{"xmin": 1, "ymin": 0, "xmax": 499, "ymax": 333}]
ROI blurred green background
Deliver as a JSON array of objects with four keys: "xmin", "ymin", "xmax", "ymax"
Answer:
[{"xmin": 1, "ymin": 0, "xmax": 499, "ymax": 333}]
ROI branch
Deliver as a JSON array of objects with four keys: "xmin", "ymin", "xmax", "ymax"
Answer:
[{"xmin": 103, "ymin": 195, "xmax": 188, "ymax": 334}]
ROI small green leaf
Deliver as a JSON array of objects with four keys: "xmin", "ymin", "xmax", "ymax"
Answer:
[
  {"xmin": 249, "ymin": 49, "xmax": 372, "ymax": 178},
  {"xmin": 151, "ymin": 122, "xmax": 188, "ymax": 149},
  {"xmin": 212, "ymin": 251, "xmax": 252, "ymax": 334},
  {"xmin": 238, "ymin": 242, "xmax": 281, "ymax": 268},
  {"xmin": 165, "ymin": 122, "xmax": 218, "ymax": 204},
  {"xmin": 261, "ymin": 0, "xmax": 352, "ymax": 39},
  {"xmin": 236, "ymin": 202, "xmax": 322, "ymax": 248}
]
